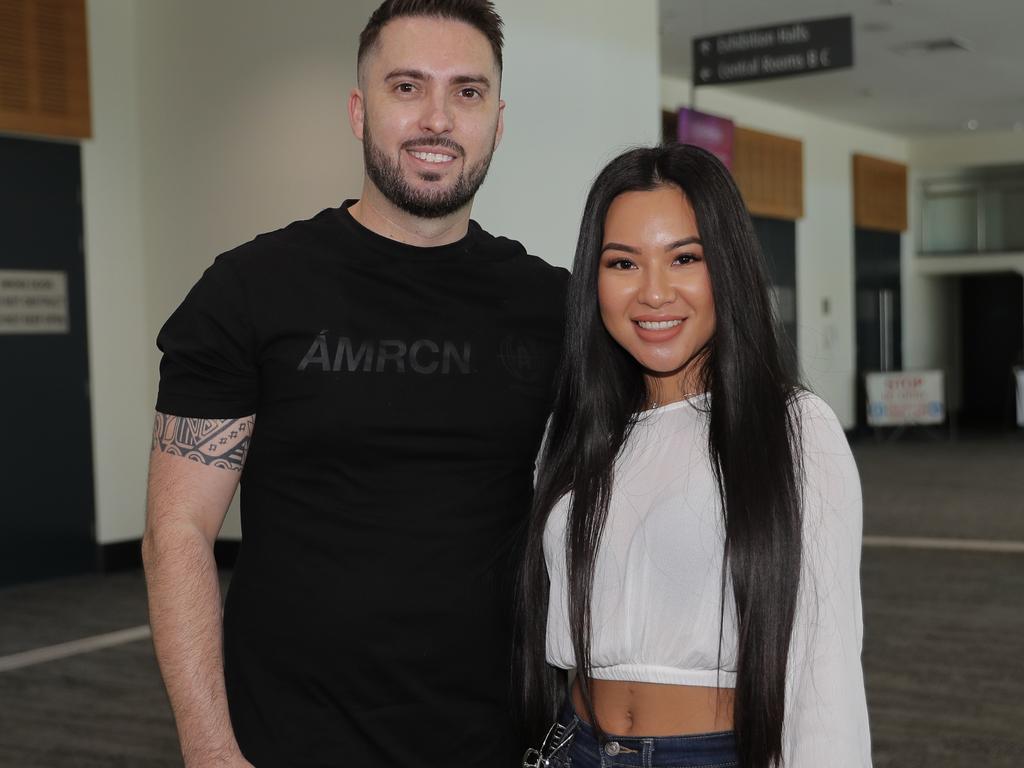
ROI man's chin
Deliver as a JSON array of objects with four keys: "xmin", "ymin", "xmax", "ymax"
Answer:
[
  {"xmin": 380, "ymin": 186, "xmax": 468, "ymax": 219},
  {"xmin": 406, "ymin": 176, "xmax": 464, "ymax": 200}
]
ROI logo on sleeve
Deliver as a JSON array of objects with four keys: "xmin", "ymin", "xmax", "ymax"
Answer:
[{"xmin": 297, "ymin": 331, "xmax": 473, "ymax": 375}]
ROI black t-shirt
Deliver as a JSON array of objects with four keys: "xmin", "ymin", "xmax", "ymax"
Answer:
[{"xmin": 156, "ymin": 202, "xmax": 568, "ymax": 768}]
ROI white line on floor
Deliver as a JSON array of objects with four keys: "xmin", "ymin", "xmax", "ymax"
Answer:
[
  {"xmin": 0, "ymin": 536, "xmax": 1021, "ymax": 674},
  {"xmin": 863, "ymin": 535, "xmax": 1024, "ymax": 553},
  {"xmin": 0, "ymin": 625, "xmax": 151, "ymax": 673}
]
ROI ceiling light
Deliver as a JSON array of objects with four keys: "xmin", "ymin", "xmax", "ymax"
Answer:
[{"xmin": 893, "ymin": 37, "xmax": 973, "ymax": 55}]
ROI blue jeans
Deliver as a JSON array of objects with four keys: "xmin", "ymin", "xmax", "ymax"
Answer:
[{"xmin": 529, "ymin": 701, "xmax": 738, "ymax": 768}]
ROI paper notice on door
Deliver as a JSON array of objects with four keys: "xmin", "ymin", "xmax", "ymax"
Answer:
[{"xmin": 0, "ymin": 270, "xmax": 70, "ymax": 334}]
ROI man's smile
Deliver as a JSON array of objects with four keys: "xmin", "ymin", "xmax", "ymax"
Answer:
[{"xmin": 407, "ymin": 149, "xmax": 456, "ymax": 164}]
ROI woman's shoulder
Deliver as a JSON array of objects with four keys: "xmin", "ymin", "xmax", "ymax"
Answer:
[
  {"xmin": 787, "ymin": 390, "xmax": 862, "ymax": 523},
  {"xmin": 788, "ymin": 389, "xmax": 845, "ymax": 434},
  {"xmin": 785, "ymin": 390, "xmax": 857, "ymax": 469}
]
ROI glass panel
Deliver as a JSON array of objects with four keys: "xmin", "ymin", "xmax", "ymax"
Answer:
[
  {"xmin": 985, "ymin": 187, "xmax": 1024, "ymax": 252},
  {"xmin": 981, "ymin": 188, "xmax": 1005, "ymax": 251},
  {"xmin": 921, "ymin": 191, "xmax": 978, "ymax": 253}
]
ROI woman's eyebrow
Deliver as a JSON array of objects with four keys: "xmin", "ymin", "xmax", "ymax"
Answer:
[
  {"xmin": 665, "ymin": 237, "xmax": 703, "ymax": 250},
  {"xmin": 601, "ymin": 242, "xmax": 640, "ymax": 254},
  {"xmin": 601, "ymin": 237, "xmax": 703, "ymax": 254}
]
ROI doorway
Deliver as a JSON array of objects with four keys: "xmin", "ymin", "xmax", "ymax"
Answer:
[
  {"xmin": 753, "ymin": 216, "xmax": 798, "ymax": 375},
  {"xmin": 959, "ymin": 272, "xmax": 1023, "ymax": 430},
  {"xmin": 855, "ymin": 228, "xmax": 903, "ymax": 430},
  {"xmin": 0, "ymin": 135, "xmax": 95, "ymax": 585}
]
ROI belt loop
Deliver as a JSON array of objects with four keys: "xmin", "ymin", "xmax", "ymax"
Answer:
[{"xmin": 642, "ymin": 737, "xmax": 654, "ymax": 767}]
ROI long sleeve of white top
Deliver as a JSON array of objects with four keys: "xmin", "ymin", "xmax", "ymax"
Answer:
[{"xmin": 783, "ymin": 394, "xmax": 872, "ymax": 767}]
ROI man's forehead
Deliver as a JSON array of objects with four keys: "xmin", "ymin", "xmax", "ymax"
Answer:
[{"xmin": 365, "ymin": 16, "xmax": 500, "ymax": 80}]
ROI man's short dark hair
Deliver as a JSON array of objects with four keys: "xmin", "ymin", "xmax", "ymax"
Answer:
[{"xmin": 358, "ymin": 0, "xmax": 505, "ymax": 77}]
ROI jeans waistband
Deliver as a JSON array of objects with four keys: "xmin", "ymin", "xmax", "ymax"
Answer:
[{"xmin": 555, "ymin": 699, "xmax": 737, "ymax": 767}]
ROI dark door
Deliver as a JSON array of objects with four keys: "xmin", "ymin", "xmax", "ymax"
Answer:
[
  {"xmin": 0, "ymin": 135, "xmax": 95, "ymax": 585},
  {"xmin": 960, "ymin": 272, "xmax": 1023, "ymax": 429},
  {"xmin": 855, "ymin": 228, "xmax": 903, "ymax": 429},
  {"xmin": 753, "ymin": 216, "xmax": 798, "ymax": 376}
]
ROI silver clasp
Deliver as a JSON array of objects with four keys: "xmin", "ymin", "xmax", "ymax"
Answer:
[{"xmin": 522, "ymin": 721, "xmax": 575, "ymax": 768}]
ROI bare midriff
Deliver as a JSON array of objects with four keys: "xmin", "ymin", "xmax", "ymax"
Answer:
[{"xmin": 571, "ymin": 678, "xmax": 734, "ymax": 736}]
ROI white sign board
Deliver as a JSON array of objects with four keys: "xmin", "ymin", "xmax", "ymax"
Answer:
[
  {"xmin": 1016, "ymin": 367, "xmax": 1024, "ymax": 428},
  {"xmin": 0, "ymin": 270, "xmax": 69, "ymax": 334},
  {"xmin": 866, "ymin": 370, "xmax": 945, "ymax": 427}
]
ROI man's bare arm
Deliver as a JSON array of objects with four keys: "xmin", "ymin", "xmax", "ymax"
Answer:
[{"xmin": 143, "ymin": 413, "xmax": 256, "ymax": 768}]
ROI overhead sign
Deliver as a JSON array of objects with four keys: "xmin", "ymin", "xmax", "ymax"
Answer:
[
  {"xmin": 0, "ymin": 270, "xmax": 69, "ymax": 335},
  {"xmin": 676, "ymin": 107, "xmax": 734, "ymax": 169},
  {"xmin": 693, "ymin": 16, "xmax": 853, "ymax": 87},
  {"xmin": 866, "ymin": 370, "xmax": 945, "ymax": 427}
]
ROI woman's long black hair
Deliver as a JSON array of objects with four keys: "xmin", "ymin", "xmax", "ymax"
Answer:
[{"xmin": 516, "ymin": 144, "xmax": 803, "ymax": 768}]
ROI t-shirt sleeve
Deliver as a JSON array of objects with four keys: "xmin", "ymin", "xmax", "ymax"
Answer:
[
  {"xmin": 783, "ymin": 393, "xmax": 873, "ymax": 767},
  {"xmin": 155, "ymin": 255, "xmax": 259, "ymax": 418}
]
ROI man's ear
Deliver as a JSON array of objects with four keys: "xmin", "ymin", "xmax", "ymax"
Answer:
[
  {"xmin": 348, "ymin": 88, "xmax": 365, "ymax": 141},
  {"xmin": 494, "ymin": 98, "xmax": 506, "ymax": 151}
]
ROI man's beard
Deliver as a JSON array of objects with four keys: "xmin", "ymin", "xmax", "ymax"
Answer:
[{"xmin": 363, "ymin": 120, "xmax": 496, "ymax": 219}]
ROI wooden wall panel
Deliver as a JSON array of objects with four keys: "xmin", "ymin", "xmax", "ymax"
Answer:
[
  {"xmin": 0, "ymin": 0, "xmax": 91, "ymax": 139},
  {"xmin": 853, "ymin": 153, "xmax": 907, "ymax": 232},
  {"xmin": 732, "ymin": 127, "xmax": 803, "ymax": 220}
]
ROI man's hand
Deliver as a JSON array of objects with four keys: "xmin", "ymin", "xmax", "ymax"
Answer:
[
  {"xmin": 185, "ymin": 748, "xmax": 255, "ymax": 768},
  {"xmin": 185, "ymin": 751, "xmax": 255, "ymax": 768}
]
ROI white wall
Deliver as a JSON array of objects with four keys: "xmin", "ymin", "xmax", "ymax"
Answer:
[
  {"xmin": 661, "ymin": 76, "xmax": 911, "ymax": 428},
  {"xmin": 473, "ymin": 1, "xmax": 661, "ymax": 264},
  {"xmin": 81, "ymin": 0, "xmax": 151, "ymax": 544},
  {"xmin": 910, "ymin": 130, "xmax": 1024, "ymax": 171},
  {"xmin": 83, "ymin": 0, "xmax": 660, "ymax": 543},
  {"xmin": 897, "ymin": 171, "xmax": 957, "ymax": 406}
]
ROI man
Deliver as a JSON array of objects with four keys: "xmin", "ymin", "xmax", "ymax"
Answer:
[{"xmin": 142, "ymin": 2, "xmax": 567, "ymax": 766}]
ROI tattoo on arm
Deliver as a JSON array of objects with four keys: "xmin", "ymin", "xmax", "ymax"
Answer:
[{"xmin": 151, "ymin": 413, "xmax": 255, "ymax": 472}]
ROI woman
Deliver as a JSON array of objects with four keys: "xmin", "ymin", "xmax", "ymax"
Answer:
[{"xmin": 518, "ymin": 144, "xmax": 871, "ymax": 768}]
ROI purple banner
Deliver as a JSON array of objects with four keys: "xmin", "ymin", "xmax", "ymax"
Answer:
[{"xmin": 677, "ymin": 107, "xmax": 735, "ymax": 170}]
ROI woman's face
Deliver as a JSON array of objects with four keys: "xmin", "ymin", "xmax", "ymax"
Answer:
[{"xmin": 597, "ymin": 185, "xmax": 715, "ymax": 401}]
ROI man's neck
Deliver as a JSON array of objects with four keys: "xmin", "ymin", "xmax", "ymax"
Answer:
[{"xmin": 349, "ymin": 183, "xmax": 472, "ymax": 248}]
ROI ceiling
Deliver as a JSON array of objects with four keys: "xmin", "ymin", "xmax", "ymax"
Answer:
[{"xmin": 659, "ymin": 0, "xmax": 1024, "ymax": 137}]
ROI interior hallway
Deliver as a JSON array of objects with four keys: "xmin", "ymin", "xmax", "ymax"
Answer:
[{"xmin": 1, "ymin": 435, "xmax": 1022, "ymax": 767}]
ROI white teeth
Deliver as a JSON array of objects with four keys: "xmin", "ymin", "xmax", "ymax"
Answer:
[
  {"xmin": 637, "ymin": 319, "xmax": 682, "ymax": 330},
  {"xmin": 410, "ymin": 150, "xmax": 454, "ymax": 163}
]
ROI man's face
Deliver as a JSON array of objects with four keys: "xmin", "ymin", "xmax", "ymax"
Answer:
[{"xmin": 350, "ymin": 16, "xmax": 505, "ymax": 219}]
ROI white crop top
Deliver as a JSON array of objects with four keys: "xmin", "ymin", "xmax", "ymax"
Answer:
[{"xmin": 543, "ymin": 392, "xmax": 872, "ymax": 766}]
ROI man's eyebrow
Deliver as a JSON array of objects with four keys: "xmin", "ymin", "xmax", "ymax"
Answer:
[
  {"xmin": 384, "ymin": 69, "xmax": 492, "ymax": 89},
  {"xmin": 452, "ymin": 74, "xmax": 492, "ymax": 89},
  {"xmin": 601, "ymin": 242, "xmax": 640, "ymax": 254},
  {"xmin": 385, "ymin": 68, "xmax": 430, "ymax": 81}
]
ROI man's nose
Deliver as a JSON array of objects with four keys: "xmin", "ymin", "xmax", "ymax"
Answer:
[{"xmin": 419, "ymin": 90, "xmax": 454, "ymax": 134}]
